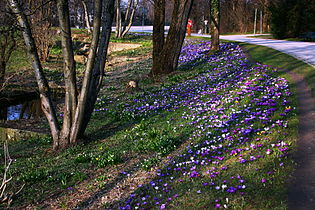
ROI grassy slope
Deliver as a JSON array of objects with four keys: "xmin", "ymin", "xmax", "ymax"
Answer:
[
  {"xmin": 238, "ymin": 42, "xmax": 315, "ymax": 96},
  {"xmin": 0, "ymin": 37, "xmax": 300, "ymax": 209},
  {"xmin": 106, "ymin": 41, "xmax": 298, "ymax": 209}
]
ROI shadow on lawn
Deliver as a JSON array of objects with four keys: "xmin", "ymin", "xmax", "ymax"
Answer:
[
  {"xmin": 240, "ymin": 43, "xmax": 315, "ymax": 208},
  {"xmin": 74, "ymin": 161, "xmax": 141, "ymax": 209},
  {"xmin": 104, "ymin": 131, "xmax": 296, "ymax": 209},
  {"xmin": 74, "ymin": 44, "xmax": 303, "ymax": 209},
  {"xmin": 74, "ymin": 133, "xmax": 190, "ymax": 209}
]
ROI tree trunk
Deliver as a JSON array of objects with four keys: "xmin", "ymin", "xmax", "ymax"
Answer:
[
  {"xmin": 82, "ymin": 0, "xmax": 92, "ymax": 33},
  {"xmin": 69, "ymin": 0, "xmax": 102, "ymax": 141},
  {"xmin": 121, "ymin": 0, "xmax": 139, "ymax": 37},
  {"xmin": 116, "ymin": 0, "xmax": 139, "ymax": 38},
  {"xmin": 123, "ymin": 0, "xmax": 133, "ymax": 32},
  {"xmin": 151, "ymin": 0, "xmax": 194, "ymax": 75},
  {"xmin": 210, "ymin": 0, "xmax": 220, "ymax": 51},
  {"xmin": 56, "ymin": 0, "xmax": 79, "ymax": 148},
  {"xmin": 115, "ymin": 0, "xmax": 122, "ymax": 38},
  {"xmin": 152, "ymin": 0, "xmax": 165, "ymax": 76},
  {"xmin": 76, "ymin": 0, "xmax": 116, "ymax": 136},
  {"xmin": 7, "ymin": 0, "xmax": 60, "ymax": 145},
  {"xmin": 8, "ymin": 0, "xmax": 115, "ymax": 150}
]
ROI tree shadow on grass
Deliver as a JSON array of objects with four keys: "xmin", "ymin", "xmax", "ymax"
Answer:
[
  {"xmin": 239, "ymin": 42, "xmax": 315, "ymax": 209},
  {"xmin": 73, "ymin": 132, "xmax": 192, "ymax": 209},
  {"xmin": 104, "ymin": 130, "xmax": 297, "ymax": 209},
  {"xmin": 74, "ymin": 161, "xmax": 141, "ymax": 209}
]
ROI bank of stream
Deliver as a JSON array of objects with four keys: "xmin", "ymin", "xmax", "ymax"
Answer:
[
  {"xmin": 0, "ymin": 97, "xmax": 41, "ymax": 121},
  {"xmin": 0, "ymin": 91, "xmax": 61, "ymax": 141},
  {"xmin": 0, "ymin": 34, "xmax": 150, "ymax": 141}
]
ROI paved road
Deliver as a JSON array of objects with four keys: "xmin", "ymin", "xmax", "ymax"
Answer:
[
  {"xmin": 192, "ymin": 33, "xmax": 315, "ymax": 68},
  {"xmin": 111, "ymin": 26, "xmax": 170, "ymax": 33},
  {"xmin": 219, "ymin": 34, "xmax": 315, "ymax": 68},
  {"xmin": 114, "ymin": 26, "xmax": 315, "ymax": 68}
]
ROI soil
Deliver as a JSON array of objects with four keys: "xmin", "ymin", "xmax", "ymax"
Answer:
[
  {"xmin": 108, "ymin": 43, "xmax": 142, "ymax": 54},
  {"xmin": 287, "ymin": 71, "xmax": 315, "ymax": 209}
]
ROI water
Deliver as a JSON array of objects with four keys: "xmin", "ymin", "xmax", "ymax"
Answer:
[{"xmin": 0, "ymin": 99, "xmax": 42, "ymax": 121}]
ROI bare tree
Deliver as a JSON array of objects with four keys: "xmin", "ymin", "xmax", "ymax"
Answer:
[
  {"xmin": 81, "ymin": 0, "xmax": 92, "ymax": 33},
  {"xmin": 27, "ymin": 0, "xmax": 56, "ymax": 62},
  {"xmin": 210, "ymin": 0, "xmax": 220, "ymax": 51},
  {"xmin": 151, "ymin": 0, "xmax": 194, "ymax": 75},
  {"xmin": 7, "ymin": 0, "xmax": 115, "ymax": 150},
  {"xmin": 0, "ymin": 4, "xmax": 19, "ymax": 81},
  {"xmin": 115, "ymin": 0, "xmax": 122, "ymax": 37},
  {"xmin": 219, "ymin": 0, "xmax": 271, "ymax": 34},
  {"xmin": 115, "ymin": 0, "xmax": 139, "ymax": 38}
]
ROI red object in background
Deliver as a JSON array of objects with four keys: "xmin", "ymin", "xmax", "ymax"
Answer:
[
  {"xmin": 187, "ymin": 19, "xmax": 193, "ymax": 28},
  {"xmin": 187, "ymin": 19, "xmax": 193, "ymax": 36}
]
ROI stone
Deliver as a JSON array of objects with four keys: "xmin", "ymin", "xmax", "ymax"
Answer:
[{"xmin": 0, "ymin": 127, "xmax": 48, "ymax": 142}]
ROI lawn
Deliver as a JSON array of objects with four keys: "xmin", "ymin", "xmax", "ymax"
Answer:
[
  {"xmin": 1, "ymin": 36, "xmax": 298, "ymax": 209},
  {"xmin": 238, "ymin": 42, "xmax": 315, "ymax": 96}
]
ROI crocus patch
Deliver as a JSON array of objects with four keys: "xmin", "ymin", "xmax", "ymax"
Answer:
[{"xmin": 100, "ymin": 41, "xmax": 295, "ymax": 209}]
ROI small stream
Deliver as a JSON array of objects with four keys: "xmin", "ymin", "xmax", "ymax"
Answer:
[{"xmin": 0, "ymin": 99, "xmax": 42, "ymax": 121}]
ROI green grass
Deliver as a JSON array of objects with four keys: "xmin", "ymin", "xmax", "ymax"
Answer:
[
  {"xmin": 0, "ymin": 56, "xmax": 200, "ymax": 209},
  {"xmin": 109, "ymin": 33, "xmax": 153, "ymax": 57},
  {"xmin": 0, "ymin": 38, "xmax": 300, "ymax": 209},
  {"xmin": 247, "ymin": 35, "xmax": 274, "ymax": 39},
  {"xmin": 110, "ymin": 32, "xmax": 152, "ymax": 44},
  {"xmin": 111, "ymin": 43, "xmax": 152, "ymax": 57},
  {"xmin": 6, "ymin": 47, "xmax": 31, "ymax": 72},
  {"xmin": 237, "ymin": 42, "xmax": 315, "ymax": 96},
  {"xmin": 284, "ymin": 37, "xmax": 315, "ymax": 42},
  {"xmin": 71, "ymin": 28, "xmax": 89, "ymax": 34}
]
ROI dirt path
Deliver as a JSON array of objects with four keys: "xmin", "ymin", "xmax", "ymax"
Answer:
[
  {"xmin": 287, "ymin": 71, "xmax": 315, "ymax": 209},
  {"xmin": 233, "ymin": 38, "xmax": 315, "ymax": 209}
]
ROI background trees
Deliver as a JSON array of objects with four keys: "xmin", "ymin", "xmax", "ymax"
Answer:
[
  {"xmin": 220, "ymin": 0, "xmax": 270, "ymax": 34},
  {"xmin": 115, "ymin": 0, "xmax": 140, "ymax": 38},
  {"xmin": 28, "ymin": 0, "xmax": 56, "ymax": 62},
  {"xmin": 0, "ymin": 3, "xmax": 19, "ymax": 81},
  {"xmin": 270, "ymin": 0, "xmax": 315, "ymax": 39}
]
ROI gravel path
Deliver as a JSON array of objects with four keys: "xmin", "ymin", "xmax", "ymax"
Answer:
[
  {"xmin": 216, "ymin": 34, "xmax": 315, "ymax": 209},
  {"xmin": 287, "ymin": 71, "xmax": 315, "ymax": 209}
]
